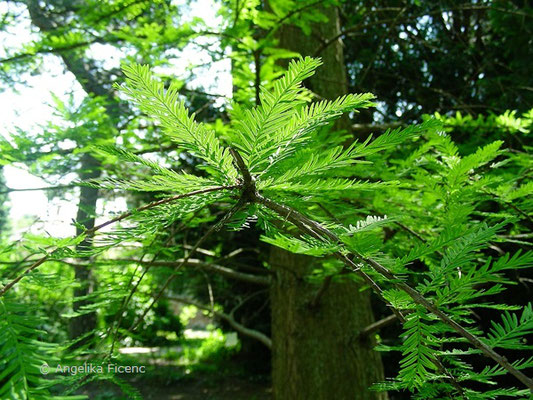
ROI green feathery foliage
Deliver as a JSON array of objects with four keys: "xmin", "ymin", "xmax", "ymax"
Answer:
[
  {"xmin": 1, "ymin": 57, "xmax": 532, "ymax": 399},
  {"xmin": 0, "ymin": 296, "xmax": 53, "ymax": 399},
  {"xmin": 104, "ymin": 57, "xmax": 533, "ymax": 397},
  {"xmin": 118, "ymin": 64, "xmax": 237, "ymax": 183}
]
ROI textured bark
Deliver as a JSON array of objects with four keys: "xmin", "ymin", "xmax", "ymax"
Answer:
[
  {"xmin": 270, "ymin": 4, "xmax": 387, "ymax": 399},
  {"xmin": 270, "ymin": 250, "xmax": 386, "ymax": 400}
]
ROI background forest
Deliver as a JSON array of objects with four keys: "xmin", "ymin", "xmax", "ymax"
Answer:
[{"xmin": 0, "ymin": 1, "xmax": 531, "ymax": 399}]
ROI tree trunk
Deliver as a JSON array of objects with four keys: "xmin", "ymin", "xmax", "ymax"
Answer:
[
  {"xmin": 269, "ymin": 4, "xmax": 387, "ymax": 399},
  {"xmin": 0, "ymin": 167, "xmax": 8, "ymax": 236},
  {"xmin": 270, "ymin": 250, "xmax": 386, "ymax": 399},
  {"xmin": 70, "ymin": 153, "xmax": 101, "ymax": 340}
]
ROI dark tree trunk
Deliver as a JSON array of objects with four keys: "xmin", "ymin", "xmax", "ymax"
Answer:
[
  {"xmin": 269, "ymin": 4, "xmax": 387, "ymax": 399},
  {"xmin": 0, "ymin": 167, "xmax": 8, "ymax": 236},
  {"xmin": 70, "ymin": 153, "xmax": 101, "ymax": 340},
  {"xmin": 270, "ymin": 250, "xmax": 386, "ymax": 400}
]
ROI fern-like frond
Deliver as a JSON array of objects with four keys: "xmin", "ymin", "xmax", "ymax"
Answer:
[
  {"xmin": 446, "ymin": 141, "xmax": 503, "ymax": 187},
  {"xmin": 491, "ymin": 250, "xmax": 533, "ymax": 273},
  {"xmin": 88, "ymin": 145, "xmax": 221, "ymax": 193},
  {"xmin": 261, "ymin": 233, "xmax": 339, "ymax": 257},
  {"xmin": 486, "ymin": 304, "xmax": 533, "ymax": 350},
  {"xmin": 264, "ymin": 145, "xmax": 356, "ymax": 183},
  {"xmin": 262, "ymin": 177, "xmax": 387, "ymax": 195},
  {"xmin": 459, "ymin": 356, "xmax": 533, "ymax": 384},
  {"xmin": 497, "ymin": 181, "xmax": 533, "ymax": 202},
  {"xmin": 254, "ymin": 92, "xmax": 376, "ymax": 174},
  {"xmin": 91, "ymin": 191, "xmax": 230, "ymax": 250},
  {"xmin": 348, "ymin": 119, "xmax": 442, "ymax": 159},
  {"xmin": 398, "ymin": 309, "xmax": 439, "ymax": 390},
  {"xmin": 462, "ymin": 387, "xmax": 532, "ymax": 399},
  {"xmin": 421, "ymin": 223, "xmax": 505, "ymax": 294},
  {"xmin": 0, "ymin": 296, "xmax": 64, "ymax": 399},
  {"xmin": 396, "ymin": 225, "xmax": 466, "ymax": 270},
  {"xmin": 94, "ymin": 145, "xmax": 178, "ymax": 175},
  {"xmin": 87, "ymin": 174, "xmax": 218, "ymax": 193},
  {"xmin": 118, "ymin": 64, "xmax": 236, "ymax": 182},
  {"xmin": 232, "ymin": 57, "xmax": 321, "ymax": 163},
  {"xmin": 342, "ymin": 215, "xmax": 390, "ymax": 235}
]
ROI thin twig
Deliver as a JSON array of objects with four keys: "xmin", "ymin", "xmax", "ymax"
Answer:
[
  {"xmin": 0, "ymin": 185, "xmax": 238, "ymax": 297},
  {"xmin": 259, "ymin": 193, "xmax": 406, "ymax": 320},
  {"xmin": 358, "ymin": 314, "xmax": 398, "ymax": 338},
  {"xmin": 309, "ymin": 275, "xmax": 333, "ymax": 308},
  {"xmin": 229, "ymin": 147, "xmax": 253, "ymax": 189},
  {"xmin": 0, "ymin": 255, "xmax": 48, "ymax": 297},
  {"xmin": 0, "ymin": 37, "xmax": 122, "ymax": 64},
  {"xmin": 87, "ymin": 185, "xmax": 238, "ymax": 235},
  {"xmin": 432, "ymin": 356, "xmax": 468, "ymax": 399},
  {"xmin": 481, "ymin": 188, "xmax": 533, "ymax": 225},
  {"xmin": 1, "ymin": 256, "xmax": 270, "ymax": 285},
  {"xmin": 0, "ymin": 184, "xmax": 77, "ymax": 194},
  {"xmin": 313, "ymin": 5, "xmax": 529, "ymax": 57}
]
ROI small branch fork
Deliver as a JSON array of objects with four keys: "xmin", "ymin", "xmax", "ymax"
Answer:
[
  {"xmin": 257, "ymin": 193, "xmax": 533, "ymax": 391},
  {"xmin": 0, "ymin": 257, "xmax": 270, "ymax": 286},
  {"xmin": 227, "ymin": 148, "xmax": 533, "ymax": 392},
  {"xmin": 358, "ymin": 314, "xmax": 398, "ymax": 338}
]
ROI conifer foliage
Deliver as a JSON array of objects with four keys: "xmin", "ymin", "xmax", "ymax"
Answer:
[{"xmin": 1, "ymin": 57, "xmax": 532, "ymax": 399}]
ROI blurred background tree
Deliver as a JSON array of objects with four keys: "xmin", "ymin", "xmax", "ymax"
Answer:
[{"xmin": 0, "ymin": 168, "xmax": 8, "ymax": 236}]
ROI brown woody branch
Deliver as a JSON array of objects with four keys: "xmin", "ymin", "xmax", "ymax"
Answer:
[
  {"xmin": 107, "ymin": 258, "xmax": 269, "ymax": 285},
  {"xmin": 351, "ymin": 122, "xmax": 402, "ymax": 136},
  {"xmin": 358, "ymin": 314, "xmax": 398, "ymax": 338},
  {"xmin": 0, "ymin": 184, "xmax": 76, "ymax": 194},
  {"xmin": 223, "ymin": 143, "xmax": 528, "ymax": 389},
  {"xmin": 166, "ymin": 295, "xmax": 272, "ymax": 349},
  {"xmin": 256, "ymin": 193, "xmax": 533, "ymax": 390},
  {"xmin": 156, "ymin": 258, "xmax": 269, "ymax": 285},
  {"xmin": 0, "ymin": 37, "xmax": 122, "ymax": 64},
  {"xmin": 1, "ymin": 257, "xmax": 270, "ymax": 286},
  {"xmin": 314, "ymin": 5, "xmax": 529, "ymax": 57}
]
